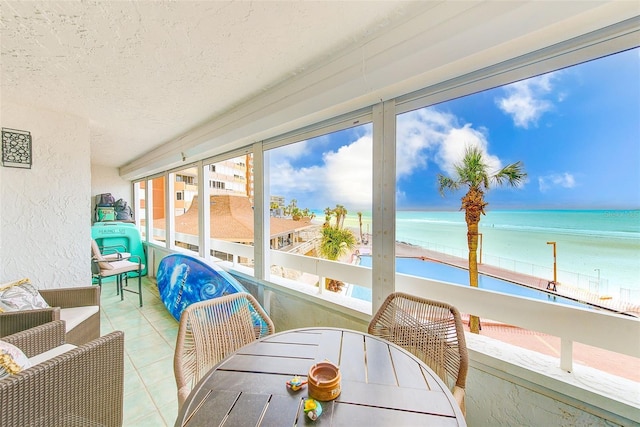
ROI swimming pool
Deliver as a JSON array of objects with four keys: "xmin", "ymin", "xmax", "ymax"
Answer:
[{"xmin": 352, "ymin": 256, "xmax": 594, "ymax": 309}]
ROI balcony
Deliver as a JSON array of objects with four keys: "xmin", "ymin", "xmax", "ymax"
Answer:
[{"xmin": 105, "ymin": 241, "xmax": 639, "ymax": 426}]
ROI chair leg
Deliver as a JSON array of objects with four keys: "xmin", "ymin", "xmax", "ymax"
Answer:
[
  {"xmin": 137, "ymin": 270, "xmax": 143, "ymax": 307},
  {"xmin": 98, "ymin": 275, "xmax": 116, "ymax": 297},
  {"xmin": 113, "ymin": 270, "xmax": 143, "ymax": 307},
  {"xmin": 118, "ymin": 274, "xmax": 124, "ymax": 301}
]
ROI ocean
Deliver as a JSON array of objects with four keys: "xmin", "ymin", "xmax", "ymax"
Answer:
[{"xmin": 336, "ymin": 209, "xmax": 640, "ymax": 302}]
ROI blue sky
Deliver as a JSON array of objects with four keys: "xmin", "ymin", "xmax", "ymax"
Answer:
[{"xmin": 270, "ymin": 47, "xmax": 640, "ymax": 212}]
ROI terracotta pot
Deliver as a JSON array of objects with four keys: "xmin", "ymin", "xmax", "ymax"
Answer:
[{"xmin": 307, "ymin": 361, "xmax": 341, "ymax": 401}]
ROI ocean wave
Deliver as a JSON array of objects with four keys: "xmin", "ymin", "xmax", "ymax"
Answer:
[
  {"xmin": 483, "ymin": 223, "xmax": 639, "ymax": 239},
  {"xmin": 398, "ymin": 218, "xmax": 465, "ymax": 226},
  {"xmin": 370, "ymin": 210, "xmax": 640, "ymax": 239}
]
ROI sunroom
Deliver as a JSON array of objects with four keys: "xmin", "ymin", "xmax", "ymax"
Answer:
[{"xmin": 1, "ymin": 2, "xmax": 638, "ymax": 426}]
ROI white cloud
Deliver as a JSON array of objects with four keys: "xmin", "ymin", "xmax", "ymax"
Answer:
[
  {"xmin": 271, "ymin": 107, "xmax": 519, "ymax": 209},
  {"xmin": 395, "ymin": 109, "xmax": 436, "ymax": 178},
  {"xmin": 322, "ymin": 133, "xmax": 373, "ymax": 208},
  {"xmin": 496, "ymin": 74, "xmax": 556, "ymax": 128},
  {"xmin": 269, "ymin": 131, "xmax": 373, "ymax": 210},
  {"xmin": 436, "ymin": 124, "xmax": 502, "ymax": 176},
  {"xmin": 268, "ymin": 139, "xmax": 309, "ymax": 164},
  {"xmin": 398, "ymin": 109, "xmax": 503, "ymax": 178},
  {"xmin": 538, "ymin": 172, "xmax": 576, "ymax": 192},
  {"xmin": 268, "ymin": 154, "xmax": 322, "ymax": 195}
]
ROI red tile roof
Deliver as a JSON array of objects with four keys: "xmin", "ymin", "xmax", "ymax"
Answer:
[{"xmin": 166, "ymin": 194, "xmax": 313, "ymax": 243}]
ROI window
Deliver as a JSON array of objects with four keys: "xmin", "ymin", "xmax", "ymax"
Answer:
[
  {"xmin": 172, "ymin": 166, "xmax": 199, "ymax": 253},
  {"xmin": 148, "ymin": 176, "xmax": 166, "ymax": 245},
  {"xmin": 204, "ymin": 154, "xmax": 254, "ymax": 263},
  {"xmin": 210, "ymin": 180, "xmax": 226, "ymax": 190},
  {"xmin": 176, "ymin": 174, "xmax": 195, "ymax": 185},
  {"xmin": 133, "ymin": 181, "xmax": 146, "ymax": 239},
  {"xmin": 394, "ymin": 47, "xmax": 640, "ymax": 313},
  {"xmin": 267, "ymin": 121, "xmax": 373, "ymax": 294}
]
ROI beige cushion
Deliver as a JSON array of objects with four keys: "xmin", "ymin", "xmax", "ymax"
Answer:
[
  {"xmin": 92, "ymin": 239, "xmax": 142, "ymax": 274},
  {"xmin": 29, "ymin": 344, "xmax": 77, "ymax": 365},
  {"xmin": 60, "ymin": 306, "xmax": 99, "ymax": 331},
  {"xmin": 91, "ymin": 239, "xmax": 113, "ymax": 270},
  {"xmin": 97, "ymin": 260, "xmax": 143, "ymax": 277}
]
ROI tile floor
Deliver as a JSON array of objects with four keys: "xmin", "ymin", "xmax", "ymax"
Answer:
[{"xmin": 99, "ymin": 276, "xmax": 179, "ymax": 426}]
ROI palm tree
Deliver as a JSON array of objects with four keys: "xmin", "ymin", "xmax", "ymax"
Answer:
[
  {"xmin": 334, "ymin": 204, "xmax": 347, "ymax": 230},
  {"xmin": 323, "ymin": 207, "xmax": 333, "ymax": 226},
  {"xmin": 437, "ymin": 146, "xmax": 526, "ymax": 334},
  {"xmin": 301, "ymin": 208, "xmax": 315, "ymax": 220},
  {"xmin": 319, "ymin": 205, "xmax": 356, "ymax": 291},
  {"xmin": 285, "ymin": 198, "xmax": 298, "ymax": 216},
  {"xmin": 319, "ymin": 226, "xmax": 356, "ymax": 262},
  {"xmin": 291, "ymin": 207, "xmax": 302, "ymax": 220},
  {"xmin": 357, "ymin": 211, "xmax": 363, "ymax": 243}
]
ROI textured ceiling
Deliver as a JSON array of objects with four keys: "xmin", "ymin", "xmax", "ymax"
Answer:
[
  {"xmin": 2, "ymin": 1, "xmax": 637, "ymax": 171},
  {"xmin": 1, "ymin": 1, "xmax": 424, "ymax": 167}
]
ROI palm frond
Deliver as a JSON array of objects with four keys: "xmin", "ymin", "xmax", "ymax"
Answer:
[
  {"xmin": 437, "ymin": 174, "xmax": 460, "ymax": 195},
  {"xmin": 320, "ymin": 226, "xmax": 356, "ymax": 260},
  {"xmin": 439, "ymin": 146, "xmax": 526, "ymax": 197},
  {"xmin": 457, "ymin": 146, "xmax": 490, "ymax": 188},
  {"xmin": 493, "ymin": 161, "xmax": 527, "ymax": 187}
]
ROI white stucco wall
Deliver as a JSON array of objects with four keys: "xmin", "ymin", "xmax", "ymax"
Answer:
[
  {"xmin": 465, "ymin": 334, "xmax": 638, "ymax": 427},
  {"xmin": 0, "ymin": 102, "xmax": 91, "ymax": 288}
]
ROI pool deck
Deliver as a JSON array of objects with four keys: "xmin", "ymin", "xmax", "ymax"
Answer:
[
  {"xmin": 358, "ymin": 242, "xmax": 640, "ymax": 382},
  {"xmin": 391, "ymin": 241, "xmax": 640, "ymax": 317}
]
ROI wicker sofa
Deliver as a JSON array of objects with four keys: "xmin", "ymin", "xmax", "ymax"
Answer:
[
  {"xmin": 0, "ymin": 286, "xmax": 100, "ymax": 345},
  {"xmin": 0, "ymin": 320, "xmax": 124, "ymax": 426}
]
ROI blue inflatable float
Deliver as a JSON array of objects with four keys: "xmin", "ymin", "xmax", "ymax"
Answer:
[{"xmin": 156, "ymin": 253, "xmax": 250, "ymax": 321}]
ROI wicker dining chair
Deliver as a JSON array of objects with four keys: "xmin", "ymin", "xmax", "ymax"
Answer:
[
  {"xmin": 368, "ymin": 292, "xmax": 469, "ymax": 416},
  {"xmin": 174, "ymin": 292, "xmax": 275, "ymax": 408}
]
